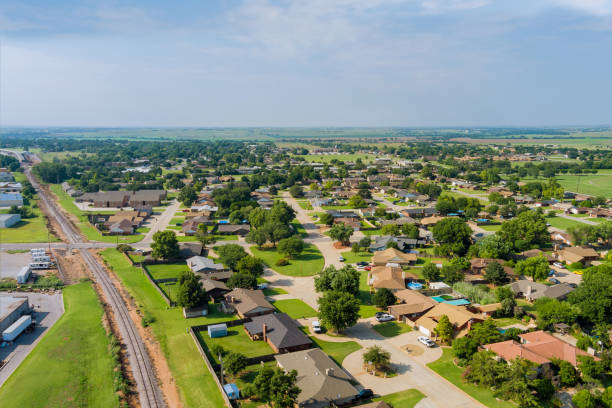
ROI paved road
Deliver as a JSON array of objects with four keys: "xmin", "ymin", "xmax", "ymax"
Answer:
[
  {"xmin": 17, "ymin": 155, "xmax": 167, "ymax": 408},
  {"xmin": 557, "ymin": 213, "xmax": 598, "ymax": 226},
  {"xmin": 0, "ymin": 242, "xmax": 115, "ymax": 251},
  {"xmin": 334, "ymin": 320, "xmax": 486, "ymax": 408},
  {"xmin": 134, "ymin": 200, "xmax": 181, "ymax": 249},
  {"xmin": 0, "ymin": 292, "xmax": 64, "ymax": 387}
]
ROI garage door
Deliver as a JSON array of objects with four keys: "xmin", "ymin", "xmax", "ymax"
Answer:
[{"xmin": 418, "ymin": 326, "xmax": 430, "ymax": 336}]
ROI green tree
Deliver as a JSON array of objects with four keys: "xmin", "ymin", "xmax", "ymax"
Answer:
[
  {"xmin": 348, "ymin": 195, "xmax": 367, "ymax": 209},
  {"xmin": 381, "ymin": 224, "xmax": 400, "ymax": 236},
  {"xmin": 175, "ymin": 271, "xmax": 207, "ymax": 309},
  {"xmin": 464, "ymin": 350, "xmax": 505, "ymax": 388},
  {"xmin": 452, "ymin": 337, "xmax": 478, "ymax": 364},
  {"xmin": 440, "ymin": 264, "xmax": 464, "ymax": 284},
  {"xmin": 432, "ymin": 218, "xmax": 473, "ymax": 256},
  {"xmin": 244, "ymin": 366, "xmax": 274, "ymax": 402},
  {"xmin": 236, "ymin": 255, "xmax": 265, "ymax": 277},
  {"xmin": 319, "ymin": 212, "xmax": 334, "ymax": 226},
  {"xmin": 515, "ymin": 256, "xmax": 549, "ymax": 281},
  {"xmin": 314, "ymin": 266, "xmax": 360, "ymax": 295},
  {"xmin": 227, "ymin": 273, "xmax": 257, "ymax": 289},
  {"xmin": 422, "ymin": 263, "xmax": 441, "ymax": 282},
  {"xmin": 269, "ymin": 368, "xmax": 300, "ymax": 408},
  {"xmin": 289, "ymin": 184, "xmax": 304, "ymax": 198},
  {"xmin": 469, "ymin": 319, "xmax": 502, "ymax": 345},
  {"xmin": 151, "ymin": 230, "xmax": 180, "ymax": 259},
  {"xmin": 533, "ymin": 298, "xmax": 579, "ymax": 329},
  {"xmin": 577, "ymin": 355, "xmax": 605, "ymax": 384},
  {"xmin": 317, "ymin": 290, "xmax": 360, "ymax": 333},
  {"xmin": 328, "ymin": 223, "xmax": 354, "ymax": 246},
  {"xmin": 569, "ymin": 264, "xmax": 612, "ymax": 325},
  {"xmin": 572, "ymin": 390, "xmax": 598, "ymax": 408},
  {"xmin": 195, "ymin": 224, "xmax": 216, "ymax": 247},
  {"xmin": 372, "ymin": 288, "xmax": 397, "ymax": 308},
  {"xmin": 552, "ymin": 359, "xmax": 578, "ymax": 387},
  {"xmin": 434, "ymin": 314, "xmax": 454, "ymax": 344},
  {"xmin": 277, "ymin": 235, "xmax": 304, "ymax": 259},
  {"xmin": 485, "ymin": 261, "xmax": 508, "ymax": 285},
  {"xmin": 498, "ymin": 211, "xmax": 550, "ymax": 251},
  {"xmin": 363, "ymin": 346, "xmax": 391, "ymax": 371},
  {"xmin": 178, "ymin": 184, "xmax": 198, "ymax": 206},
  {"xmin": 216, "ymin": 244, "xmax": 248, "ymax": 270},
  {"xmin": 601, "ymin": 386, "xmax": 612, "ymax": 408},
  {"xmin": 245, "ymin": 228, "xmax": 268, "ymax": 248},
  {"xmin": 477, "ymin": 234, "xmax": 513, "ymax": 259},
  {"xmin": 224, "ymin": 352, "xmax": 248, "ymax": 376},
  {"xmin": 495, "ymin": 286, "xmax": 514, "ymax": 302}
]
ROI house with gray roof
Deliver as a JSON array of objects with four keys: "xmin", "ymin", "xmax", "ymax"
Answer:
[
  {"xmin": 509, "ymin": 280, "xmax": 574, "ymax": 302},
  {"xmin": 275, "ymin": 348, "xmax": 359, "ymax": 408},
  {"xmin": 187, "ymin": 256, "xmax": 225, "ymax": 274},
  {"xmin": 244, "ymin": 313, "xmax": 312, "ymax": 353}
]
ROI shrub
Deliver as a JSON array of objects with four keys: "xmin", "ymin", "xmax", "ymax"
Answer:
[
  {"xmin": 276, "ymin": 258, "xmax": 290, "ymax": 266},
  {"xmin": 141, "ymin": 311, "xmax": 156, "ymax": 327},
  {"xmin": 116, "ymin": 244, "xmax": 134, "ymax": 253}
]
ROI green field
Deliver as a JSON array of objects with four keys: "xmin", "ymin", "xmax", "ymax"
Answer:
[
  {"xmin": 309, "ymin": 336, "xmax": 361, "ymax": 365},
  {"xmin": 250, "ymin": 243, "xmax": 324, "ymax": 277},
  {"xmin": 545, "ymin": 215, "xmax": 587, "ymax": 231},
  {"xmin": 372, "ymin": 321, "xmax": 412, "ymax": 337},
  {"xmin": 520, "ymin": 173, "xmax": 612, "ymax": 198},
  {"xmin": 374, "ymin": 389, "xmax": 426, "ymax": 408},
  {"xmin": 273, "ymin": 299, "xmax": 318, "ymax": 319},
  {"xmin": 0, "ymin": 282, "xmax": 119, "ymax": 408},
  {"xmin": 300, "ymin": 153, "xmax": 378, "ymax": 164},
  {"xmin": 0, "ymin": 205, "xmax": 60, "ymax": 243},
  {"xmin": 49, "ymin": 184, "xmax": 145, "ymax": 243},
  {"xmin": 100, "ymin": 248, "xmax": 234, "ymax": 408},
  {"xmin": 427, "ymin": 348, "xmax": 515, "ymax": 408}
]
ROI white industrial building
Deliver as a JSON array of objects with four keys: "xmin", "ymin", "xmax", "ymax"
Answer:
[
  {"xmin": 0, "ymin": 213, "xmax": 21, "ymax": 228},
  {"xmin": 0, "ymin": 193, "xmax": 23, "ymax": 207},
  {"xmin": 0, "ymin": 296, "xmax": 30, "ymax": 333}
]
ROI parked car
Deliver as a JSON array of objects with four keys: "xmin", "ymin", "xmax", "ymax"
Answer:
[
  {"xmin": 375, "ymin": 311, "xmax": 386, "ymax": 318},
  {"xmin": 357, "ymin": 389, "xmax": 374, "ymax": 400},
  {"xmin": 553, "ymin": 262, "xmax": 565, "ymax": 269},
  {"xmin": 548, "ymin": 277, "xmax": 561, "ymax": 284},
  {"xmin": 548, "ymin": 270, "xmax": 555, "ymax": 276},
  {"xmin": 312, "ymin": 320, "xmax": 322, "ymax": 334},
  {"xmin": 418, "ymin": 336, "xmax": 436, "ymax": 347},
  {"xmin": 376, "ymin": 314, "xmax": 394, "ymax": 322},
  {"xmin": 256, "ymin": 283, "xmax": 269, "ymax": 290},
  {"xmin": 339, "ymin": 256, "xmax": 345, "ymax": 262},
  {"xmin": 356, "ymin": 261, "xmax": 369, "ymax": 266},
  {"xmin": 364, "ymin": 266, "xmax": 372, "ymax": 271}
]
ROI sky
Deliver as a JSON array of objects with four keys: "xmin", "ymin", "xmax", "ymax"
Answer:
[{"xmin": 0, "ymin": 0, "xmax": 612, "ymax": 127}]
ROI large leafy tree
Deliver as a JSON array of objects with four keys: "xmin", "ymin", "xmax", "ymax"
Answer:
[
  {"xmin": 434, "ymin": 314, "xmax": 454, "ymax": 344},
  {"xmin": 533, "ymin": 298, "xmax": 579, "ymax": 329},
  {"xmin": 422, "ymin": 263, "xmax": 441, "ymax": 282},
  {"xmin": 227, "ymin": 273, "xmax": 257, "ymax": 289},
  {"xmin": 569, "ymin": 264, "xmax": 612, "ymax": 325},
  {"xmin": 485, "ymin": 261, "xmax": 508, "ymax": 285},
  {"xmin": 477, "ymin": 234, "xmax": 513, "ymax": 259},
  {"xmin": 363, "ymin": 346, "xmax": 391, "ymax": 370},
  {"xmin": 216, "ymin": 244, "xmax": 248, "ymax": 270},
  {"xmin": 236, "ymin": 255, "xmax": 265, "ymax": 277},
  {"xmin": 328, "ymin": 223, "xmax": 354, "ymax": 246},
  {"xmin": 314, "ymin": 266, "xmax": 360, "ymax": 295},
  {"xmin": 224, "ymin": 352, "xmax": 248, "ymax": 376},
  {"xmin": 175, "ymin": 271, "xmax": 207, "ymax": 308},
  {"xmin": 515, "ymin": 256, "xmax": 549, "ymax": 281},
  {"xmin": 178, "ymin": 184, "xmax": 198, "ymax": 206},
  {"xmin": 432, "ymin": 218, "xmax": 472, "ymax": 256},
  {"xmin": 269, "ymin": 368, "xmax": 300, "ymax": 408},
  {"xmin": 497, "ymin": 211, "xmax": 550, "ymax": 251},
  {"xmin": 317, "ymin": 290, "xmax": 360, "ymax": 332},
  {"xmin": 277, "ymin": 236, "xmax": 304, "ymax": 259},
  {"xmin": 151, "ymin": 230, "xmax": 180, "ymax": 259},
  {"xmin": 372, "ymin": 288, "xmax": 397, "ymax": 308}
]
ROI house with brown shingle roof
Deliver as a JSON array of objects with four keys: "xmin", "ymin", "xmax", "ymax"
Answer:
[
  {"xmin": 368, "ymin": 266, "xmax": 417, "ymax": 291},
  {"xmin": 388, "ymin": 289, "xmax": 437, "ymax": 322},
  {"xmin": 224, "ymin": 289, "xmax": 274, "ymax": 318},
  {"xmin": 556, "ymin": 246, "xmax": 599, "ymax": 265},
  {"xmin": 414, "ymin": 303, "xmax": 483, "ymax": 338},
  {"xmin": 372, "ymin": 248, "xmax": 417, "ymax": 266},
  {"xmin": 484, "ymin": 330, "xmax": 597, "ymax": 367}
]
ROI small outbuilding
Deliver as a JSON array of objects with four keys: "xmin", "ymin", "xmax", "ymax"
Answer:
[
  {"xmin": 208, "ymin": 323, "xmax": 228, "ymax": 338},
  {"xmin": 223, "ymin": 383, "xmax": 240, "ymax": 400}
]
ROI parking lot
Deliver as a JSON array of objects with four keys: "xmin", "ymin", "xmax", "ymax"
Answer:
[
  {"xmin": 0, "ymin": 291, "xmax": 64, "ymax": 387},
  {"xmin": 0, "ymin": 251, "xmax": 31, "ymax": 280}
]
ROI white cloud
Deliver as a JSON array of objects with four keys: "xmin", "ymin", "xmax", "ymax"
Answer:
[{"xmin": 549, "ymin": 0, "xmax": 612, "ymax": 16}]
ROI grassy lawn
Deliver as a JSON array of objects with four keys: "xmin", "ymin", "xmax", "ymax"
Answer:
[
  {"xmin": 374, "ymin": 389, "xmax": 426, "ymax": 408},
  {"xmin": 296, "ymin": 200, "xmax": 313, "ymax": 210},
  {"xmin": 309, "ymin": 336, "xmax": 361, "ymax": 365},
  {"xmin": 262, "ymin": 286, "xmax": 288, "ymax": 296},
  {"xmin": 361, "ymin": 228, "xmax": 384, "ymax": 236},
  {"xmin": 358, "ymin": 270, "xmax": 378, "ymax": 318},
  {"xmin": 291, "ymin": 219, "xmax": 308, "ymax": 238},
  {"xmin": 99, "ymin": 248, "xmax": 235, "ymax": 408},
  {"xmin": 372, "ymin": 321, "xmax": 412, "ymax": 337},
  {"xmin": 199, "ymin": 326, "xmax": 274, "ymax": 364},
  {"xmin": 147, "ymin": 263, "xmax": 189, "ymax": 280},
  {"xmin": 0, "ymin": 282, "xmax": 118, "ymax": 408},
  {"xmin": 250, "ymin": 243, "xmax": 324, "ymax": 277},
  {"xmin": 427, "ymin": 348, "xmax": 515, "ymax": 408},
  {"xmin": 520, "ymin": 174, "xmax": 612, "ymax": 197},
  {"xmin": 0, "ymin": 205, "xmax": 60, "ymax": 243},
  {"xmin": 49, "ymin": 184, "xmax": 144, "ymax": 243},
  {"xmin": 479, "ymin": 224, "xmax": 502, "ymax": 232},
  {"xmin": 545, "ymin": 215, "xmax": 586, "ymax": 231},
  {"xmin": 273, "ymin": 299, "xmax": 317, "ymax": 319},
  {"xmin": 340, "ymin": 250, "xmax": 373, "ymax": 264}
]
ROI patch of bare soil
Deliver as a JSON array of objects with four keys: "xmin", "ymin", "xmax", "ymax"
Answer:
[
  {"xmin": 53, "ymin": 248, "xmax": 88, "ymax": 284},
  {"xmin": 92, "ymin": 251, "xmax": 182, "ymax": 408},
  {"xmin": 403, "ymin": 344, "xmax": 424, "ymax": 356},
  {"xmin": 333, "ymin": 242, "xmax": 349, "ymax": 250}
]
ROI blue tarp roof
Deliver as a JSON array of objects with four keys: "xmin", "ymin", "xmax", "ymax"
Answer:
[{"xmin": 224, "ymin": 383, "xmax": 240, "ymax": 399}]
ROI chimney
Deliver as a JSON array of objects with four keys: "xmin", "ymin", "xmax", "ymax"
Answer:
[
  {"xmin": 263, "ymin": 324, "xmax": 267, "ymax": 342},
  {"xmin": 325, "ymin": 368, "xmax": 334, "ymax": 377}
]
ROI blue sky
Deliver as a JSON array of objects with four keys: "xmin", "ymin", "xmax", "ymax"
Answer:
[{"xmin": 1, "ymin": 0, "xmax": 611, "ymax": 127}]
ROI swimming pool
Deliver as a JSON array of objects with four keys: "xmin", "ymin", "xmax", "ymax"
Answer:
[{"xmin": 406, "ymin": 282, "xmax": 423, "ymax": 290}]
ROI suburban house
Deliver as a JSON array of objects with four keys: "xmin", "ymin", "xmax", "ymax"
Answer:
[
  {"xmin": 368, "ymin": 266, "xmax": 417, "ymax": 291},
  {"xmin": 0, "ymin": 182, "xmax": 22, "ymax": 193},
  {"xmin": 78, "ymin": 189, "xmax": 166, "ymax": 208},
  {"xmin": 419, "ymin": 216, "xmax": 446, "ymax": 228},
  {"xmin": 202, "ymin": 279, "xmax": 230, "ymax": 301},
  {"xmin": 369, "ymin": 236, "xmax": 425, "ymax": 252},
  {"xmin": 372, "ymin": 247, "xmax": 417, "ymax": 266},
  {"xmin": 414, "ymin": 303, "xmax": 484, "ymax": 338},
  {"xmin": 508, "ymin": 280, "xmax": 574, "ymax": 302},
  {"xmin": 108, "ymin": 218, "xmax": 134, "ymax": 235},
  {"xmin": 388, "ymin": 289, "xmax": 437, "ymax": 322},
  {"xmin": 334, "ymin": 217, "xmax": 361, "ymax": 231},
  {"xmin": 556, "ymin": 246, "xmax": 600, "ymax": 266},
  {"xmin": 484, "ymin": 330, "xmax": 597, "ymax": 367},
  {"xmin": 187, "ymin": 256, "xmax": 225, "ymax": 274},
  {"xmin": 224, "ymin": 289, "xmax": 275, "ymax": 318},
  {"xmin": 400, "ymin": 207, "xmax": 438, "ymax": 218},
  {"xmin": 469, "ymin": 258, "xmax": 517, "ymax": 282},
  {"xmin": 516, "ymin": 249, "xmax": 556, "ymax": 263},
  {"xmin": 178, "ymin": 242, "xmax": 203, "ymax": 258},
  {"xmin": 217, "ymin": 224, "xmax": 251, "ymax": 236},
  {"xmin": 244, "ymin": 313, "xmax": 312, "ymax": 353},
  {"xmin": 274, "ymin": 348, "xmax": 360, "ymax": 408},
  {"xmin": 182, "ymin": 216, "xmax": 212, "ymax": 235},
  {"xmin": 380, "ymin": 217, "xmax": 417, "ymax": 227}
]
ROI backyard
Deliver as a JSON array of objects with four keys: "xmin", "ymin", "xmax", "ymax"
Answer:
[
  {"xmin": 198, "ymin": 325, "xmax": 274, "ymax": 364},
  {"xmin": 99, "ymin": 248, "xmax": 234, "ymax": 408},
  {"xmin": 0, "ymin": 282, "xmax": 119, "ymax": 408},
  {"xmin": 250, "ymin": 243, "xmax": 324, "ymax": 277}
]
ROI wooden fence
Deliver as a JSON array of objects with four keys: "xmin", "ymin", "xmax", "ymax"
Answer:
[{"xmin": 123, "ymin": 252, "xmax": 175, "ymax": 306}]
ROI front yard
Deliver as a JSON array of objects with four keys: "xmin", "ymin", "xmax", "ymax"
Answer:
[
  {"xmin": 372, "ymin": 321, "xmax": 412, "ymax": 337},
  {"xmin": 250, "ymin": 243, "xmax": 324, "ymax": 277},
  {"xmin": 273, "ymin": 299, "xmax": 317, "ymax": 319}
]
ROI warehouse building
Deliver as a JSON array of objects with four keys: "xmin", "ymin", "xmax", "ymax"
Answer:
[
  {"xmin": 0, "ymin": 213, "xmax": 21, "ymax": 228},
  {"xmin": 0, "ymin": 296, "xmax": 30, "ymax": 333}
]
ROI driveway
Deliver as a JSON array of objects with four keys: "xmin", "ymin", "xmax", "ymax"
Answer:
[
  {"xmin": 0, "ymin": 292, "xmax": 64, "ymax": 387},
  {"xmin": 134, "ymin": 199, "xmax": 181, "ymax": 248},
  {"xmin": 339, "ymin": 320, "xmax": 486, "ymax": 408}
]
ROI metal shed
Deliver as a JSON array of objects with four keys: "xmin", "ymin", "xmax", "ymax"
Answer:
[{"xmin": 207, "ymin": 323, "xmax": 227, "ymax": 338}]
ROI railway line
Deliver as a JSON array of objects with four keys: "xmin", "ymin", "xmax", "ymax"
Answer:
[{"xmin": 6, "ymin": 151, "xmax": 167, "ymax": 408}]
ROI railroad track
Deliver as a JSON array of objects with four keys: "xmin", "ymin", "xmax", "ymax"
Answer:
[{"xmin": 19, "ymin": 161, "xmax": 166, "ymax": 408}]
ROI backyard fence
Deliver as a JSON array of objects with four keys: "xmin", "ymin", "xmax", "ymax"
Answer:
[{"xmin": 123, "ymin": 252, "xmax": 175, "ymax": 306}]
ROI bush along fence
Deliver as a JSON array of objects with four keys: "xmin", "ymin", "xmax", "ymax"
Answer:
[{"xmin": 122, "ymin": 251, "xmax": 175, "ymax": 307}]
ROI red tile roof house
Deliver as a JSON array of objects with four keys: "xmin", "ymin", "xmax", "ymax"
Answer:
[{"xmin": 484, "ymin": 330, "xmax": 598, "ymax": 367}]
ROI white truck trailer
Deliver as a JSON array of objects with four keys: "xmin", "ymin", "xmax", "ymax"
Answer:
[{"xmin": 2, "ymin": 315, "xmax": 32, "ymax": 342}]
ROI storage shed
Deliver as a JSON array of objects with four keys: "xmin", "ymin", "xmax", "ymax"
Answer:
[
  {"xmin": 223, "ymin": 383, "xmax": 240, "ymax": 400},
  {"xmin": 208, "ymin": 323, "xmax": 228, "ymax": 338}
]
